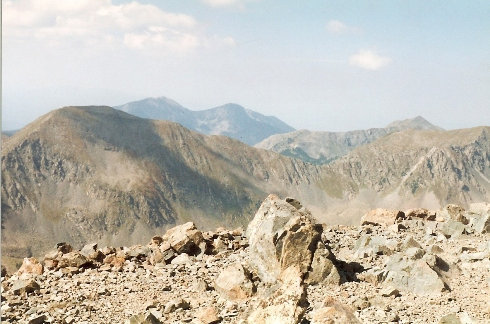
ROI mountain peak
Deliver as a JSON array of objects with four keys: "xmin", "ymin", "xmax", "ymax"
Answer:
[
  {"xmin": 385, "ymin": 116, "xmax": 443, "ymax": 131},
  {"xmin": 115, "ymin": 97, "xmax": 294, "ymax": 145}
]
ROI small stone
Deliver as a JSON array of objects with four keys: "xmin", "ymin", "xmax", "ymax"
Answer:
[
  {"xmin": 361, "ymin": 208, "xmax": 405, "ymax": 226},
  {"xmin": 196, "ymin": 307, "xmax": 221, "ymax": 324},
  {"xmin": 128, "ymin": 311, "xmax": 162, "ymax": 324},
  {"xmin": 27, "ymin": 314, "xmax": 46, "ymax": 324},
  {"xmin": 381, "ymin": 287, "xmax": 401, "ymax": 297},
  {"xmin": 17, "ymin": 257, "xmax": 43, "ymax": 276},
  {"xmin": 151, "ymin": 236, "xmax": 163, "ymax": 245},
  {"xmin": 12, "ymin": 279, "xmax": 40, "ymax": 295},
  {"xmin": 170, "ymin": 253, "xmax": 191, "ymax": 265},
  {"xmin": 56, "ymin": 242, "xmax": 73, "ymax": 254},
  {"xmin": 215, "ymin": 263, "xmax": 255, "ymax": 301},
  {"xmin": 64, "ymin": 316, "xmax": 75, "ymax": 324}
]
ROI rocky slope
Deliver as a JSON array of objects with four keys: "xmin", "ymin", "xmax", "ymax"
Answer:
[
  {"xmin": 1, "ymin": 106, "xmax": 322, "ymax": 272},
  {"xmin": 2, "ymin": 107, "xmax": 489, "ymax": 272},
  {"xmin": 255, "ymin": 116, "xmax": 442, "ymax": 164},
  {"xmin": 1, "ymin": 196, "xmax": 489, "ymax": 323},
  {"xmin": 315, "ymin": 126, "xmax": 490, "ymax": 224},
  {"xmin": 116, "ymin": 97, "xmax": 295, "ymax": 145}
]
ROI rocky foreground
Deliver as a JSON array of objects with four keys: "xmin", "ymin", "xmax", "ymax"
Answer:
[{"xmin": 1, "ymin": 195, "xmax": 489, "ymax": 324}]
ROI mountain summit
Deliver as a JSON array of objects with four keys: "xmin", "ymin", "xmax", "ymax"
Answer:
[
  {"xmin": 255, "ymin": 116, "xmax": 444, "ymax": 164},
  {"xmin": 385, "ymin": 116, "xmax": 444, "ymax": 132},
  {"xmin": 116, "ymin": 97, "xmax": 295, "ymax": 145}
]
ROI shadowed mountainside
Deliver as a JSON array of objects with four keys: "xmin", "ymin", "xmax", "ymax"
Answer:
[{"xmin": 1, "ymin": 106, "xmax": 321, "ymax": 269}]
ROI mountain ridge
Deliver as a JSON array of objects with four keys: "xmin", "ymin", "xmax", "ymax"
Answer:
[
  {"xmin": 255, "ymin": 116, "xmax": 444, "ymax": 164},
  {"xmin": 2, "ymin": 106, "xmax": 488, "ymax": 271},
  {"xmin": 115, "ymin": 97, "xmax": 295, "ymax": 145}
]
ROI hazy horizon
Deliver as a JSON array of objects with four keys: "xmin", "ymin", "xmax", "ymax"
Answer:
[{"xmin": 2, "ymin": 0, "xmax": 490, "ymax": 132}]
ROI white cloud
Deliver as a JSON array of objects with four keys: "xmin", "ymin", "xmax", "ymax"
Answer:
[
  {"xmin": 326, "ymin": 20, "xmax": 347, "ymax": 33},
  {"xmin": 349, "ymin": 50, "xmax": 392, "ymax": 70},
  {"xmin": 201, "ymin": 0, "xmax": 257, "ymax": 8},
  {"xmin": 3, "ymin": 0, "xmax": 232, "ymax": 53},
  {"xmin": 326, "ymin": 20, "xmax": 359, "ymax": 34}
]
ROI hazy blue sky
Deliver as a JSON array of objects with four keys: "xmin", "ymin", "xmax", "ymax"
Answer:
[{"xmin": 2, "ymin": 0, "xmax": 489, "ymax": 131}]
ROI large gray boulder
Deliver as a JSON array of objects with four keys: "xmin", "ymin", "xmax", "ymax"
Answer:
[
  {"xmin": 246, "ymin": 194, "xmax": 323, "ymax": 284},
  {"xmin": 368, "ymin": 252, "xmax": 458, "ymax": 295}
]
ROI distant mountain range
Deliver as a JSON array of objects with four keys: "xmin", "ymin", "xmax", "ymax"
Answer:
[
  {"xmin": 255, "ymin": 116, "xmax": 444, "ymax": 164},
  {"xmin": 115, "ymin": 97, "xmax": 295, "ymax": 145},
  {"xmin": 2, "ymin": 105, "xmax": 488, "ymax": 271}
]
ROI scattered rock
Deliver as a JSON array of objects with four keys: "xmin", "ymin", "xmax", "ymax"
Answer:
[
  {"xmin": 310, "ymin": 296, "xmax": 361, "ymax": 324},
  {"xmin": 11, "ymin": 279, "xmax": 40, "ymax": 295},
  {"xmin": 361, "ymin": 208, "xmax": 405, "ymax": 227},
  {"xmin": 215, "ymin": 263, "xmax": 255, "ymax": 301},
  {"xmin": 127, "ymin": 312, "xmax": 162, "ymax": 324},
  {"xmin": 27, "ymin": 314, "xmax": 47, "ymax": 324},
  {"xmin": 58, "ymin": 251, "xmax": 90, "ymax": 268},
  {"xmin": 306, "ymin": 241, "xmax": 341, "ymax": 285},
  {"xmin": 247, "ymin": 266, "xmax": 308, "ymax": 324},
  {"xmin": 17, "ymin": 257, "xmax": 43, "ymax": 276},
  {"xmin": 163, "ymin": 222, "xmax": 204, "ymax": 255},
  {"xmin": 196, "ymin": 307, "xmax": 221, "ymax": 324},
  {"xmin": 440, "ymin": 220, "xmax": 466, "ymax": 239}
]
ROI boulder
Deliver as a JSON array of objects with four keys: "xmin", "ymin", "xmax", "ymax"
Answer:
[
  {"xmin": 196, "ymin": 307, "xmax": 221, "ymax": 324},
  {"xmin": 27, "ymin": 314, "xmax": 47, "ymax": 324},
  {"xmin": 376, "ymin": 252, "xmax": 452, "ymax": 295},
  {"xmin": 469, "ymin": 202, "xmax": 490, "ymax": 214},
  {"xmin": 443, "ymin": 204, "xmax": 468, "ymax": 224},
  {"xmin": 163, "ymin": 222, "xmax": 203, "ymax": 255},
  {"xmin": 401, "ymin": 236, "xmax": 422, "ymax": 250},
  {"xmin": 360, "ymin": 208, "xmax": 405, "ymax": 226},
  {"xmin": 306, "ymin": 242, "xmax": 341, "ymax": 285},
  {"xmin": 310, "ymin": 297, "xmax": 361, "ymax": 324},
  {"xmin": 80, "ymin": 243, "xmax": 104, "ymax": 262},
  {"xmin": 246, "ymin": 194, "xmax": 323, "ymax": 284},
  {"xmin": 438, "ymin": 312, "xmax": 475, "ymax": 324},
  {"xmin": 405, "ymin": 208, "xmax": 435, "ymax": 221},
  {"xmin": 56, "ymin": 242, "xmax": 73, "ymax": 254},
  {"xmin": 127, "ymin": 245, "xmax": 151, "ymax": 259},
  {"xmin": 214, "ymin": 263, "xmax": 255, "ymax": 301},
  {"xmin": 354, "ymin": 235, "xmax": 396, "ymax": 257},
  {"xmin": 127, "ymin": 311, "xmax": 162, "ymax": 324},
  {"xmin": 247, "ymin": 266, "xmax": 307, "ymax": 324},
  {"xmin": 58, "ymin": 251, "xmax": 90, "ymax": 268},
  {"xmin": 466, "ymin": 210, "xmax": 490, "ymax": 234},
  {"xmin": 159, "ymin": 245, "xmax": 177, "ymax": 264},
  {"xmin": 17, "ymin": 257, "xmax": 43, "ymax": 276},
  {"xmin": 11, "ymin": 279, "xmax": 40, "ymax": 295},
  {"xmin": 440, "ymin": 220, "xmax": 466, "ymax": 239}
]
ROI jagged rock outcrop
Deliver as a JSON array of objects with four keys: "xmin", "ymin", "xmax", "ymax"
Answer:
[{"xmin": 245, "ymin": 194, "xmax": 338, "ymax": 285}]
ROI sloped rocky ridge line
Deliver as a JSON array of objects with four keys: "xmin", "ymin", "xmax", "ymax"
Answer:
[
  {"xmin": 255, "ymin": 116, "xmax": 443, "ymax": 164},
  {"xmin": 1, "ymin": 196, "xmax": 489, "ymax": 323}
]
